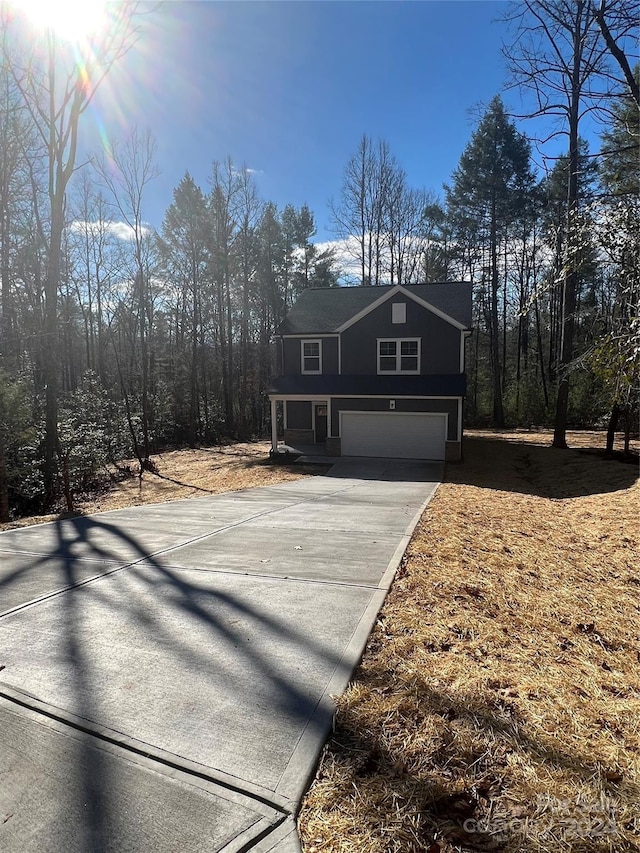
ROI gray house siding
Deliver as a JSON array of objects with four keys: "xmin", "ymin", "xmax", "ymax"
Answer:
[
  {"xmin": 340, "ymin": 298, "xmax": 461, "ymax": 375},
  {"xmin": 286, "ymin": 400, "xmax": 312, "ymax": 429},
  {"xmin": 282, "ymin": 336, "xmax": 339, "ymax": 375},
  {"xmin": 283, "ymin": 338, "xmax": 301, "ymax": 375},
  {"xmin": 330, "ymin": 397, "xmax": 459, "ymax": 441},
  {"xmin": 321, "ymin": 338, "xmax": 339, "ymax": 374}
]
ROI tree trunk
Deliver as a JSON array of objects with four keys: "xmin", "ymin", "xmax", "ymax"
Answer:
[
  {"xmin": 188, "ymin": 254, "xmax": 199, "ymax": 448},
  {"xmin": 490, "ymin": 191, "xmax": 505, "ymax": 427},
  {"xmin": 605, "ymin": 402, "xmax": 619, "ymax": 455},
  {"xmin": 553, "ymin": 1, "xmax": 583, "ymax": 450},
  {"xmin": 96, "ymin": 273, "xmax": 107, "ymax": 385},
  {"xmin": 534, "ymin": 292, "xmax": 549, "ymax": 410},
  {"xmin": 240, "ymin": 241, "xmax": 250, "ymax": 438},
  {"xmin": 502, "ymin": 238, "xmax": 508, "ymax": 393},
  {"xmin": 0, "ymin": 438, "xmax": 9, "ymax": 523},
  {"xmin": 0, "ymin": 176, "xmax": 13, "ymax": 362},
  {"xmin": 138, "ymin": 269, "xmax": 150, "ymax": 459},
  {"xmin": 225, "ymin": 265, "xmax": 234, "ymax": 432},
  {"xmin": 472, "ymin": 311, "xmax": 480, "ymax": 420},
  {"xmin": 43, "ymin": 211, "xmax": 62, "ymax": 506},
  {"xmin": 622, "ymin": 408, "xmax": 631, "ymax": 456},
  {"xmin": 61, "ymin": 450, "xmax": 74, "ymax": 513},
  {"xmin": 189, "ymin": 325, "xmax": 198, "ymax": 448},
  {"xmin": 516, "ymin": 310, "xmax": 522, "ymax": 418}
]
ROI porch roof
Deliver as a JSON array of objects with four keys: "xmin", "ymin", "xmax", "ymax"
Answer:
[{"xmin": 267, "ymin": 373, "xmax": 466, "ymax": 397}]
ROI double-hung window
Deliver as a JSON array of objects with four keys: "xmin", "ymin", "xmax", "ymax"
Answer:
[
  {"xmin": 377, "ymin": 338, "xmax": 420, "ymax": 374},
  {"xmin": 302, "ymin": 339, "xmax": 322, "ymax": 374}
]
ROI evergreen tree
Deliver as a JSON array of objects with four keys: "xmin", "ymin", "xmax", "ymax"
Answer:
[
  {"xmin": 445, "ymin": 95, "xmax": 535, "ymax": 427},
  {"xmin": 157, "ymin": 172, "xmax": 210, "ymax": 447},
  {"xmin": 599, "ymin": 63, "xmax": 640, "ymax": 197},
  {"xmin": 0, "ymin": 371, "xmax": 40, "ymax": 522}
]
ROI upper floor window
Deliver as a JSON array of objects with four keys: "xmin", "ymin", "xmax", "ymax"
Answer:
[
  {"xmin": 377, "ymin": 338, "xmax": 420, "ymax": 374},
  {"xmin": 302, "ymin": 339, "xmax": 322, "ymax": 373}
]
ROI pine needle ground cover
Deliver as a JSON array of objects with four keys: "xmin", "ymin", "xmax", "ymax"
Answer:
[
  {"xmin": 1, "ymin": 442, "xmax": 323, "ymax": 531},
  {"xmin": 299, "ymin": 431, "xmax": 639, "ymax": 853}
]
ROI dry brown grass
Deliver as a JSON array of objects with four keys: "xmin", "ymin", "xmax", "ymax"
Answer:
[
  {"xmin": 299, "ymin": 431, "xmax": 640, "ymax": 853},
  {"xmin": 0, "ymin": 441, "xmax": 323, "ymax": 532}
]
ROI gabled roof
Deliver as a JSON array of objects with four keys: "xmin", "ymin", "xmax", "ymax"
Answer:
[{"xmin": 278, "ymin": 283, "xmax": 473, "ymax": 335}]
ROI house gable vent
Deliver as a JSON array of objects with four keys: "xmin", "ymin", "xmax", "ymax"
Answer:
[{"xmin": 392, "ymin": 302, "xmax": 406, "ymax": 324}]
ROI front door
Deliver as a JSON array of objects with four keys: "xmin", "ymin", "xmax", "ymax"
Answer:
[{"xmin": 314, "ymin": 404, "xmax": 328, "ymax": 444}]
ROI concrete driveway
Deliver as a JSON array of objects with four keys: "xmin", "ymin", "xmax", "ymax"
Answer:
[{"xmin": 0, "ymin": 458, "xmax": 441, "ymax": 852}]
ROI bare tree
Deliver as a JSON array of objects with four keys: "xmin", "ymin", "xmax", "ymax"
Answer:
[
  {"xmin": 331, "ymin": 135, "xmax": 402, "ymax": 286},
  {"xmin": 209, "ymin": 158, "xmax": 241, "ymax": 431},
  {"xmin": 2, "ymin": 2, "xmax": 139, "ymax": 504},
  {"xmin": 97, "ymin": 128, "xmax": 159, "ymax": 464},
  {"xmin": 386, "ymin": 179, "xmax": 434, "ymax": 286},
  {"xmin": 331, "ymin": 134, "xmax": 374, "ymax": 286},
  {"xmin": 0, "ymin": 52, "xmax": 33, "ymax": 364},
  {"xmin": 503, "ymin": 0, "xmax": 608, "ymax": 447},
  {"xmin": 331, "ymin": 135, "xmax": 438, "ymax": 287},
  {"xmin": 68, "ymin": 173, "xmax": 120, "ymax": 385},
  {"xmin": 234, "ymin": 167, "xmax": 263, "ymax": 437},
  {"xmin": 591, "ymin": 0, "xmax": 640, "ymax": 107}
]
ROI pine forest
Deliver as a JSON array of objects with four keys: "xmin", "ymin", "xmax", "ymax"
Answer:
[{"xmin": 0, "ymin": 1, "xmax": 637, "ymax": 521}]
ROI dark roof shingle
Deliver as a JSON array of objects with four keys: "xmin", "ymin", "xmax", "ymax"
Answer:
[{"xmin": 279, "ymin": 282, "xmax": 472, "ymax": 334}]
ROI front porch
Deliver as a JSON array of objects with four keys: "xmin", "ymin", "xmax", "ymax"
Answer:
[
  {"xmin": 268, "ymin": 396, "xmax": 332, "ymax": 457},
  {"xmin": 269, "ymin": 441, "xmax": 340, "ymax": 466}
]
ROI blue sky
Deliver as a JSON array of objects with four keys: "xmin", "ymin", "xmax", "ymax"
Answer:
[{"xmin": 86, "ymin": 1, "xmax": 533, "ymax": 241}]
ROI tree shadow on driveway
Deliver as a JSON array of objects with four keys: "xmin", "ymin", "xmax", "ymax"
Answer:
[{"xmin": 0, "ymin": 511, "xmax": 358, "ymax": 850}]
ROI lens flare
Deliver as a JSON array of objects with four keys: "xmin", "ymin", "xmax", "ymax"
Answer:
[{"xmin": 15, "ymin": 0, "xmax": 108, "ymax": 42}]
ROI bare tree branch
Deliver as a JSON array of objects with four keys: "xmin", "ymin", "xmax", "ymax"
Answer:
[{"xmin": 592, "ymin": 0, "xmax": 640, "ymax": 105}]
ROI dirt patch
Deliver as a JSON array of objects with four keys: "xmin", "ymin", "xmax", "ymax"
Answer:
[
  {"xmin": 1, "ymin": 442, "xmax": 325, "ymax": 531},
  {"xmin": 298, "ymin": 431, "xmax": 640, "ymax": 852}
]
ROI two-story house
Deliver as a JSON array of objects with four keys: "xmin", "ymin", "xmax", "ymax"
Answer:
[{"xmin": 267, "ymin": 282, "xmax": 473, "ymax": 461}]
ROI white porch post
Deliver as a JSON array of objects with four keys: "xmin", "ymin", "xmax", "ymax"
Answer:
[{"xmin": 270, "ymin": 398, "xmax": 278, "ymax": 452}]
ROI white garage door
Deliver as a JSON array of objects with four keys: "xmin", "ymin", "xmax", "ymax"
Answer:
[{"xmin": 340, "ymin": 412, "xmax": 447, "ymax": 460}]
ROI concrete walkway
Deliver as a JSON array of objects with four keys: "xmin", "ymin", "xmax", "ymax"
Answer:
[{"xmin": 0, "ymin": 458, "xmax": 441, "ymax": 852}]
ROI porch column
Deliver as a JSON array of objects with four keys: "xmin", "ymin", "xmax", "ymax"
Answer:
[{"xmin": 270, "ymin": 398, "xmax": 278, "ymax": 452}]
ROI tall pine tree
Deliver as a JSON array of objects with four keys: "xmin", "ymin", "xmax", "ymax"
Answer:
[{"xmin": 445, "ymin": 96, "xmax": 535, "ymax": 427}]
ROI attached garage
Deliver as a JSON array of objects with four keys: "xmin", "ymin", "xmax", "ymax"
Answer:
[{"xmin": 340, "ymin": 411, "xmax": 447, "ymax": 460}]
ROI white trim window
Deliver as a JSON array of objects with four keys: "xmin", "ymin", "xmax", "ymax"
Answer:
[
  {"xmin": 377, "ymin": 338, "xmax": 420, "ymax": 374},
  {"xmin": 301, "ymin": 339, "xmax": 322, "ymax": 374}
]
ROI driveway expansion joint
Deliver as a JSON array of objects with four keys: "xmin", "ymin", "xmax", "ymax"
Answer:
[
  {"xmin": 0, "ymin": 560, "xmax": 133, "ymax": 619},
  {"xmin": 0, "ymin": 685, "xmax": 294, "ymax": 819}
]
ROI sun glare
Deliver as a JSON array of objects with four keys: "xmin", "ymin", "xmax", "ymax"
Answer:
[{"xmin": 16, "ymin": 0, "xmax": 108, "ymax": 42}]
